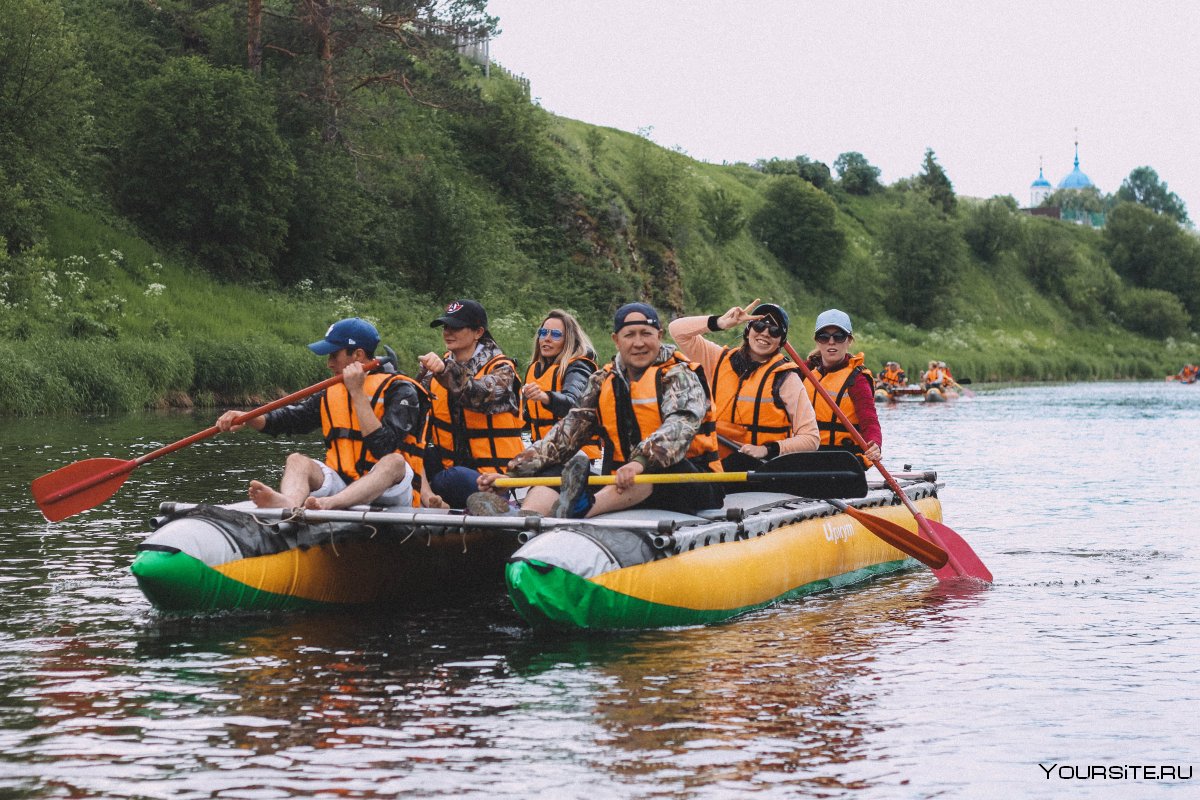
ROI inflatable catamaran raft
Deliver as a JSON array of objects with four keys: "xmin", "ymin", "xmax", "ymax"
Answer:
[
  {"xmin": 505, "ymin": 476, "xmax": 942, "ymax": 630},
  {"xmin": 131, "ymin": 456, "xmax": 944, "ymax": 626}
]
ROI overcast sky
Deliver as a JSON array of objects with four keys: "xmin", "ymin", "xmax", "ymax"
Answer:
[{"xmin": 486, "ymin": 0, "xmax": 1199, "ymax": 219}]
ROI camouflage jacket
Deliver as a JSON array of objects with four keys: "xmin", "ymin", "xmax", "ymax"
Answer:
[
  {"xmin": 509, "ymin": 344, "xmax": 708, "ymax": 476},
  {"xmin": 418, "ymin": 340, "xmax": 520, "ymax": 417}
]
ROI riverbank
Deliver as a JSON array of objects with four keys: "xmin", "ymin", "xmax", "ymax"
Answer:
[
  {"xmin": 3, "ymin": 216, "xmax": 1196, "ymax": 416},
  {"xmin": 4, "ymin": 320, "xmax": 1194, "ymax": 417}
]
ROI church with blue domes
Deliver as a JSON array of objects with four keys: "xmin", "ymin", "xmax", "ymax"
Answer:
[{"xmin": 1027, "ymin": 137, "xmax": 1104, "ymax": 227}]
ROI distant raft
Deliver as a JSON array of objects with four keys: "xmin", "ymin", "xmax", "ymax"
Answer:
[
  {"xmin": 876, "ymin": 385, "xmax": 927, "ymax": 403},
  {"xmin": 506, "ymin": 475, "xmax": 943, "ymax": 631}
]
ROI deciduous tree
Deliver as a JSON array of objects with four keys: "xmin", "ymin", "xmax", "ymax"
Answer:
[
  {"xmin": 750, "ymin": 176, "xmax": 845, "ymax": 286},
  {"xmin": 1115, "ymin": 166, "xmax": 1189, "ymax": 225},
  {"xmin": 880, "ymin": 197, "xmax": 964, "ymax": 325},
  {"xmin": 1103, "ymin": 202, "xmax": 1200, "ymax": 320},
  {"xmin": 0, "ymin": 0, "xmax": 95, "ymax": 246},
  {"xmin": 833, "ymin": 152, "xmax": 882, "ymax": 195},
  {"xmin": 963, "ymin": 197, "xmax": 1020, "ymax": 263},
  {"xmin": 116, "ymin": 57, "xmax": 296, "ymax": 279}
]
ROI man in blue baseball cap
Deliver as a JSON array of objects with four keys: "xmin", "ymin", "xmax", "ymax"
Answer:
[
  {"xmin": 306, "ymin": 317, "xmax": 381, "ymax": 355},
  {"xmin": 217, "ymin": 318, "xmax": 432, "ymax": 510}
]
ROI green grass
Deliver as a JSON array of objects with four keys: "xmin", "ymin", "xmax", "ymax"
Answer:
[{"xmin": 4, "ymin": 156, "xmax": 1199, "ymax": 416}]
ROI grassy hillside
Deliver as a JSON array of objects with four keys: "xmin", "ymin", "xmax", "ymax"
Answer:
[{"xmin": 2, "ymin": 0, "xmax": 1198, "ymax": 416}]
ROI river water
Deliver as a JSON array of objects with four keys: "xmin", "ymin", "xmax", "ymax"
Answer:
[{"xmin": 0, "ymin": 382, "xmax": 1196, "ymax": 799}]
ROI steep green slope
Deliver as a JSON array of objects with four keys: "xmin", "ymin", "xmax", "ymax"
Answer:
[{"xmin": 2, "ymin": 0, "xmax": 1197, "ymax": 415}]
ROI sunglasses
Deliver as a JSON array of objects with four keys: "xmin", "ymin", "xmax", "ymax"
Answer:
[
  {"xmin": 749, "ymin": 319, "xmax": 783, "ymax": 338},
  {"xmin": 815, "ymin": 331, "xmax": 850, "ymax": 344},
  {"xmin": 537, "ymin": 328, "xmax": 564, "ymax": 341}
]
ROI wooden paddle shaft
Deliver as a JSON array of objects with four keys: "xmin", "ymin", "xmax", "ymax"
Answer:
[
  {"xmin": 136, "ymin": 355, "xmax": 385, "ymax": 466},
  {"xmin": 38, "ymin": 357, "xmax": 384, "ymax": 506},
  {"xmin": 782, "ymin": 344, "xmax": 931, "ymax": 528}
]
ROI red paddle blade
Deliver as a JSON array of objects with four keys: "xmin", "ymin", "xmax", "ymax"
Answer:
[
  {"xmin": 840, "ymin": 505, "xmax": 949, "ymax": 569},
  {"xmin": 31, "ymin": 457, "xmax": 135, "ymax": 522},
  {"xmin": 921, "ymin": 518, "xmax": 993, "ymax": 583}
]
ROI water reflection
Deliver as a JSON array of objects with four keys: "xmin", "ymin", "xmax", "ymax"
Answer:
[
  {"xmin": 2, "ymin": 383, "xmax": 1198, "ymax": 798},
  {"xmin": 504, "ymin": 573, "xmax": 985, "ymax": 797}
]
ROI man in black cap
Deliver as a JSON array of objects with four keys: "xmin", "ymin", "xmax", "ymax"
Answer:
[
  {"xmin": 216, "ymin": 317, "xmax": 431, "ymax": 509},
  {"xmin": 477, "ymin": 301, "xmax": 724, "ymax": 518}
]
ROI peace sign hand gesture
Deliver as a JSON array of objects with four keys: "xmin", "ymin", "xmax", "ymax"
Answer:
[{"xmin": 716, "ymin": 298, "xmax": 765, "ymax": 331}]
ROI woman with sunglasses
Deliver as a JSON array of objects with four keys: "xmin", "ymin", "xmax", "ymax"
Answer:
[
  {"xmin": 804, "ymin": 309, "xmax": 882, "ymax": 467},
  {"xmin": 418, "ymin": 299, "xmax": 524, "ymax": 509},
  {"xmin": 668, "ymin": 299, "xmax": 818, "ymax": 472},
  {"xmin": 521, "ymin": 310, "xmax": 602, "ymax": 460}
]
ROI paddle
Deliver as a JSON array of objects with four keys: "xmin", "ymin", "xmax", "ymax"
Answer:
[
  {"xmin": 826, "ymin": 499, "xmax": 947, "ymax": 569},
  {"xmin": 783, "ymin": 341, "xmax": 992, "ymax": 583},
  {"xmin": 717, "ymin": 435, "xmax": 948, "ymax": 569},
  {"xmin": 946, "ymin": 378, "xmax": 975, "ymax": 398},
  {"xmin": 493, "ymin": 450, "xmax": 868, "ymax": 499},
  {"xmin": 32, "ymin": 355, "xmax": 391, "ymax": 522}
]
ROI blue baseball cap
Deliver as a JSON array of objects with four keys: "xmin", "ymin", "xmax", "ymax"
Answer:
[
  {"xmin": 308, "ymin": 318, "xmax": 380, "ymax": 355},
  {"xmin": 814, "ymin": 309, "xmax": 853, "ymax": 335}
]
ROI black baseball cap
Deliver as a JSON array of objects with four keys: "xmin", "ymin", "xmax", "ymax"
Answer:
[
  {"xmin": 431, "ymin": 299, "xmax": 488, "ymax": 330},
  {"xmin": 613, "ymin": 302, "xmax": 661, "ymax": 333}
]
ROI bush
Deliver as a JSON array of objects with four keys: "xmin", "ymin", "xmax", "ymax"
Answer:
[
  {"xmin": 751, "ymin": 176, "xmax": 845, "ymax": 286},
  {"xmin": 115, "ymin": 57, "xmax": 296, "ymax": 279},
  {"xmin": 0, "ymin": 342, "xmax": 69, "ymax": 415},
  {"xmin": 963, "ymin": 197, "xmax": 1021, "ymax": 263},
  {"xmin": 627, "ymin": 130, "xmax": 696, "ymax": 242},
  {"xmin": 698, "ymin": 187, "xmax": 745, "ymax": 244},
  {"xmin": 879, "ymin": 198, "xmax": 964, "ymax": 326},
  {"xmin": 1116, "ymin": 287, "xmax": 1190, "ymax": 339},
  {"xmin": 187, "ymin": 338, "xmax": 322, "ymax": 404}
]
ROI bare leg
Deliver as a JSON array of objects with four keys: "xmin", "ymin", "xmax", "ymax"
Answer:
[
  {"xmin": 304, "ymin": 453, "xmax": 410, "ymax": 510},
  {"xmin": 585, "ymin": 484, "xmax": 652, "ymax": 517},
  {"xmin": 250, "ymin": 453, "xmax": 324, "ymax": 508},
  {"xmin": 520, "ymin": 486, "xmax": 558, "ymax": 515}
]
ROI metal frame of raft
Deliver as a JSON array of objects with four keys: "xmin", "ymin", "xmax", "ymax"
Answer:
[{"xmin": 131, "ymin": 476, "xmax": 941, "ymax": 624}]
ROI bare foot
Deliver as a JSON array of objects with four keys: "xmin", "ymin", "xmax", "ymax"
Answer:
[
  {"xmin": 303, "ymin": 495, "xmax": 337, "ymax": 511},
  {"xmin": 248, "ymin": 480, "xmax": 293, "ymax": 509}
]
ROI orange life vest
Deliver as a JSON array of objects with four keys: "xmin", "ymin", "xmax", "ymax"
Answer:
[
  {"xmin": 523, "ymin": 356, "xmax": 602, "ymax": 459},
  {"xmin": 709, "ymin": 349, "xmax": 799, "ymax": 459},
  {"xmin": 923, "ymin": 368, "xmax": 946, "ymax": 386},
  {"xmin": 880, "ymin": 365, "xmax": 905, "ymax": 387},
  {"xmin": 426, "ymin": 355, "xmax": 525, "ymax": 473},
  {"xmin": 595, "ymin": 353, "xmax": 721, "ymax": 473},
  {"xmin": 804, "ymin": 352, "xmax": 873, "ymax": 464},
  {"xmin": 320, "ymin": 372, "xmax": 428, "ymax": 486}
]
